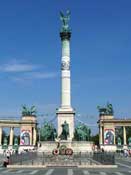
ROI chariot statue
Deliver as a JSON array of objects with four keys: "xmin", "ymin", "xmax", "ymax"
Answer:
[
  {"xmin": 97, "ymin": 102, "xmax": 114, "ymax": 116},
  {"xmin": 22, "ymin": 105, "xmax": 37, "ymax": 116}
]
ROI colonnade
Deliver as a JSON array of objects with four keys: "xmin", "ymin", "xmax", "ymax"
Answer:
[
  {"xmin": 0, "ymin": 126, "xmax": 37, "ymax": 146},
  {"xmin": 99, "ymin": 126, "xmax": 128, "ymax": 145}
]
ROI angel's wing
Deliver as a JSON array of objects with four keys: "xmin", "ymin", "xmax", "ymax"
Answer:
[
  {"xmin": 66, "ymin": 10, "xmax": 70, "ymax": 20},
  {"xmin": 60, "ymin": 11, "xmax": 64, "ymax": 20}
]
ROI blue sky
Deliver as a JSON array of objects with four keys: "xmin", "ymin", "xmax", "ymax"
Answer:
[{"xmin": 0, "ymin": 0, "xmax": 131, "ymax": 134}]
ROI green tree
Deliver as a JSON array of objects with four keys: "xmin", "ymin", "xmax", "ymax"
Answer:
[{"xmin": 90, "ymin": 134, "xmax": 99, "ymax": 145}]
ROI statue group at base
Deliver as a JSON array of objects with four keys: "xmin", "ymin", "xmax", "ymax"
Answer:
[{"xmin": 74, "ymin": 123, "xmax": 91, "ymax": 141}]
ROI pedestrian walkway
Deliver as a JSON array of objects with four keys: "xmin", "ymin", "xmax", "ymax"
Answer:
[
  {"xmin": 116, "ymin": 162, "xmax": 131, "ymax": 169},
  {"xmin": 0, "ymin": 154, "xmax": 5, "ymax": 165},
  {"xmin": 0, "ymin": 168, "xmax": 130, "ymax": 175}
]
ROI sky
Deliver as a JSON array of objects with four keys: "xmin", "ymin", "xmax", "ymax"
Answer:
[{"xmin": 0, "ymin": 0, "xmax": 131, "ymax": 134}]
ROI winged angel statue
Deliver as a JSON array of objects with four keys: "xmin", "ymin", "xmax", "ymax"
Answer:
[{"xmin": 60, "ymin": 10, "xmax": 71, "ymax": 32}]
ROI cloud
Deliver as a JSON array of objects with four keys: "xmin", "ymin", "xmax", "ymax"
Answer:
[
  {"xmin": 27, "ymin": 72, "xmax": 57, "ymax": 79},
  {"xmin": 0, "ymin": 60, "xmax": 57, "ymax": 83},
  {"xmin": 11, "ymin": 72, "xmax": 57, "ymax": 82},
  {"xmin": 0, "ymin": 63, "xmax": 37, "ymax": 72}
]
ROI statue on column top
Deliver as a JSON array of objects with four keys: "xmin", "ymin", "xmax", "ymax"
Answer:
[{"xmin": 60, "ymin": 10, "xmax": 71, "ymax": 32}]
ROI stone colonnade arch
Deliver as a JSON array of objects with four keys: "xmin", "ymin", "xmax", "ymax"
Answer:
[{"xmin": 0, "ymin": 115, "xmax": 37, "ymax": 151}]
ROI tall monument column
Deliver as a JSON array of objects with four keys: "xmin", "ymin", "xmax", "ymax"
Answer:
[
  {"xmin": 56, "ymin": 10, "xmax": 75, "ymax": 140},
  {"xmin": 61, "ymin": 32, "xmax": 71, "ymax": 108}
]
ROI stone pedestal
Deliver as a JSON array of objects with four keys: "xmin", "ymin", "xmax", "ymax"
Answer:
[
  {"xmin": 57, "ymin": 109, "xmax": 75, "ymax": 140},
  {"xmin": 38, "ymin": 141, "xmax": 94, "ymax": 153}
]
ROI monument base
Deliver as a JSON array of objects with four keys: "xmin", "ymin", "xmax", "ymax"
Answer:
[
  {"xmin": 38, "ymin": 141, "xmax": 94, "ymax": 153},
  {"xmin": 56, "ymin": 108, "xmax": 75, "ymax": 140},
  {"xmin": 18, "ymin": 145, "xmax": 36, "ymax": 153}
]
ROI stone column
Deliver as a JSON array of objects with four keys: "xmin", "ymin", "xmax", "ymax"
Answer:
[
  {"xmin": 99, "ymin": 125, "xmax": 103, "ymax": 145},
  {"xmin": 57, "ymin": 13, "xmax": 75, "ymax": 140},
  {"xmin": 30, "ymin": 128, "xmax": 33, "ymax": 145},
  {"xmin": 123, "ymin": 126, "xmax": 127, "ymax": 145},
  {"xmin": 33, "ymin": 127, "xmax": 37, "ymax": 146},
  {"xmin": 60, "ymin": 32, "xmax": 72, "ymax": 109},
  {"xmin": 114, "ymin": 128, "xmax": 116, "ymax": 145},
  {"xmin": 9, "ymin": 127, "xmax": 14, "ymax": 145},
  {"xmin": 0, "ymin": 127, "xmax": 2, "ymax": 145}
]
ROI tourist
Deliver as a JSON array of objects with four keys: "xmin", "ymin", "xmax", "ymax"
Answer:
[
  {"xmin": 124, "ymin": 149, "xmax": 129, "ymax": 157},
  {"xmin": 3, "ymin": 150, "xmax": 6, "ymax": 156},
  {"xmin": 6, "ymin": 151, "xmax": 10, "ymax": 159},
  {"xmin": 101, "ymin": 148, "xmax": 104, "ymax": 153}
]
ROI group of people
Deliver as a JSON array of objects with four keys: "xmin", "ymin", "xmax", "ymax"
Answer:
[
  {"xmin": 3, "ymin": 149, "xmax": 17, "ymax": 167},
  {"xmin": 123, "ymin": 149, "xmax": 131, "ymax": 157}
]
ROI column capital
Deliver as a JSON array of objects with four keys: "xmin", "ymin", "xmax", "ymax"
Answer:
[{"xmin": 60, "ymin": 32, "xmax": 71, "ymax": 41}]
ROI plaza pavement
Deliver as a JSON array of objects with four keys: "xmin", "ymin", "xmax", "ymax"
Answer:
[
  {"xmin": 0, "ymin": 167, "xmax": 130, "ymax": 175},
  {"xmin": 0, "ymin": 157, "xmax": 130, "ymax": 175},
  {"xmin": 0, "ymin": 154, "xmax": 5, "ymax": 165}
]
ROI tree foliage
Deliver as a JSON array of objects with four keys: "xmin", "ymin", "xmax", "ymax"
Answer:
[{"xmin": 90, "ymin": 134, "xmax": 99, "ymax": 145}]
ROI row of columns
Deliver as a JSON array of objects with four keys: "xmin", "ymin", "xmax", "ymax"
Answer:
[
  {"xmin": 0, "ymin": 127, "xmax": 37, "ymax": 146},
  {"xmin": 99, "ymin": 126, "xmax": 128, "ymax": 145},
  {"xmin": 0, "ymin": 127, "xmax": 14, "ymax": 146}
]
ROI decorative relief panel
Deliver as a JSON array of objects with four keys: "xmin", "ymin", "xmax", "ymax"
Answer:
[{"xmin": 61, "ymin": 61, "xmax": 70, "ymax": 70}]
